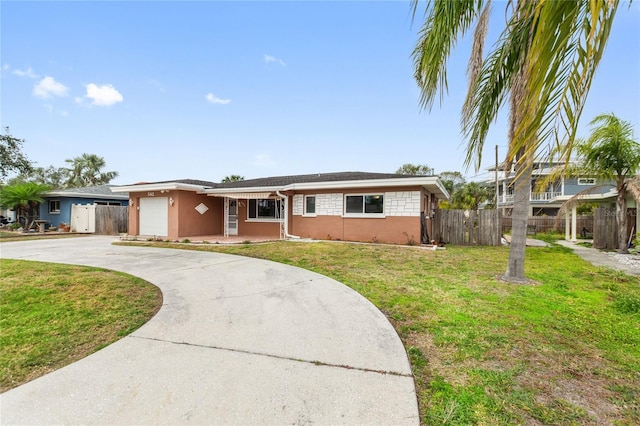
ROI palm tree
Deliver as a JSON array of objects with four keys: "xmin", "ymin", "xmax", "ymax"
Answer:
[
  {"xmin": 221, "ymin": 175, "xmax": 244, "ymax": 183},
  {"xmin": 0, "ymin": 182, "xmax": 50, "ymax": 229},
  {"xmin": 562, "ymin": 114, "xmax": 640, "ymax": 253},
  {"xmin": 412, "ymin": 0, "xmax": 619, "ymax": 282},
  {"xmin": 64, "ymin": 153, "xmax": 118, "ymax": 187}
]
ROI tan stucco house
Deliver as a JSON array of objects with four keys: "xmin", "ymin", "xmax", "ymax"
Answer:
[{"xmin": 111, "ymin": 172, "xmax": 449, "ymax": 245}]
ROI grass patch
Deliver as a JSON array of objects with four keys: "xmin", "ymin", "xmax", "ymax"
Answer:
[
  {"xmin": 0, "ymin": 259, "xmax": 162, "ymax": 392},
  {"xmin": 116, "ymin": 240, "xmax": 640, "ymax": 424},
  {"xmin": 0, "ymin": 231, "xmax": 87, "ymax": 242}
]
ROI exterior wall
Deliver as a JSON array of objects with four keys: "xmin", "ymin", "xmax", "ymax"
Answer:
[
  {"xmin": 288, "ymin": 186, "xmax": 425, "ymax": 244},
  {"xmin": 174, "ymin": 192, "xmax": 222, "ymax": 238},
  {"xmin": 563, "ymin": 177, "xmax": 613, "ymax": 197},
  {"xmin": 39, "ymin": 196, "xmax": 128, "ymax": 228},
  {"xmin": 129, "ymin": 190, "xmax": 222, "ymax": 239}
]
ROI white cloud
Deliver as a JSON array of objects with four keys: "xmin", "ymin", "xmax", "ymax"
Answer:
[
  {"xmin": 85, "ymin": 83, "xmax": 123, "ymax": 106},
  {"xmin": 205, "ymin": 93, "xmax": 231, "ymax": 105},
  {"xmin": 33, "ymin": 76, "xmax": 69, "ymax": 98},
  {"xmin": 249, "ymin": 153, "xmax": 276, "ymax": 168},
  {"xmin": 14, "ymin": 66, "xmax": 39, "ymax": 79},
  {"xmin": 264, "ymin": 54, "xmax": 286, "ymax": 66}
]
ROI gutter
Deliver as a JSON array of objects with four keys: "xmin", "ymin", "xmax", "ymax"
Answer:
[{"xmin": 276, "ymin": 190, "xmax": 301, "ymax": 239}]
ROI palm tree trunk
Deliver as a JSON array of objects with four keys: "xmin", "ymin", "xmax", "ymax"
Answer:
[
  {"xmin": 503, "ymin": 160, "xmax": 533, "ymax": 283},
  {"xmin": 616, "ymin": 189, "xmax": 628, "ymax": 253}
]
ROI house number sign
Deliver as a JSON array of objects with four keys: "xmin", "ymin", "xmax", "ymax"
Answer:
[{"xmin": 147, "ymin": 192, "xmax": 155, "ymax": 197}]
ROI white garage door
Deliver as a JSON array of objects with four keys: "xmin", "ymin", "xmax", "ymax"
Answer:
[{"xmin": 139, "ymin": 197, "xmax": 168, "ymax": 236}]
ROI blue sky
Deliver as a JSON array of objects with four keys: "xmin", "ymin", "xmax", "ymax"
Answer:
[{"xmin": 2, "ymin": 1, "xmax": 639, "ymax": 185}]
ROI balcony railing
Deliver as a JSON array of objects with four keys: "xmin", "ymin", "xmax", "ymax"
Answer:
[
  {"xmin": 499, "ymin": 192, "xmax": 561, "ymax": 204},
  {"xmin": 531, "ymin": 191, "xmax": 561, "ymax": 201}
]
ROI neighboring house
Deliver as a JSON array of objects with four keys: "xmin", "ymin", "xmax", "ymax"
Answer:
[
  {"xmin": 488, "ymin": 161, "xmax": 616, "ymax": 216},
  {"xmin": 39, "ymin": 185, "xmax": 129, "ymax": 228},
  {"xmin": 111, "ymin": 172, "xmax": 449, "ymax": 245}
]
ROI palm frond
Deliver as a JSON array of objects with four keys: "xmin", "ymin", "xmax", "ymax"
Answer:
[
  {"xmin": 515, "ymin": 1, "xmax": 619, "ymax": 168},
  {"xmin": 461, "ymin": 1, "xmax": 535, "ymax": 171},
  {"xmin": 412, "ymin": 0, "xmax": 486, "ymax": 111},
  {"xmin": 626, "ymin": 175, "xmax": 640, "ymax": 204}
]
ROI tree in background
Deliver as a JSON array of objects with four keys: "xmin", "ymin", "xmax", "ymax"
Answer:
[
  {"xmin": 64, "ymin": 153, "xmax": 118, "ymax": 187},
  {"xmin": 438, "ymin": 171, "xmax": 466, "ymax": 195},
  {"xmin": 0, "ymin": 127, "xmax": 32, "ymax": 180},
  {"xmin": 0, "ymin": 182, "xmax": 50, "ymax": 229},
  {"xmin": 562, "ymin": 113, "xmax": 640, "ymax": 253},
  {"xmin": 412, "ymin": 0, "xmax": 619, "ymax": 282},
  {"xmin": 221, "ymin": 175, "xmax": 245, "ymax": 183},
  {"xmin": 449, "ymin": 182, "xmax": 493, "ymax": 210},
  {"xmin": 395, "ymin": 163, "xmax": 434, "ymax": 176},
  {"xmin": 8, "ymin": 166, "xmax": 67, "ymax": 189}
]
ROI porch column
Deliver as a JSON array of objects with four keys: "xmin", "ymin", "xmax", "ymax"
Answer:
[
  {"xmin": 565, "ymin": 212, "xmax": 570, "ymax": 241},
  {"xmin": 223, "ymin": 197, "xmax": 229, "ymax": 237},
  {"xmin": 571, "ymin": 206, "xmax": 577, "ymax": 242}
]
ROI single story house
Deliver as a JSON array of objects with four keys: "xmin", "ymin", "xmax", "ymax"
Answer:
[
  {"xmin": 39, "ymin": 185, "xmax": 129, "ymax": 228},
  {"xmin": 111, "ymin": 172, "xmax": 449, "ymax": 245}
]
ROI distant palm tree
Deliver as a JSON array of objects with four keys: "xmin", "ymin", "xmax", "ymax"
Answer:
[
  {"xmin": 0, "ymin": 182, "xmax": 50, "ymax": 229},
  {"xmin": 221, "ymin": 175, "xmax": 244, "ymax": 183},
  {"xmin": 561, "ymin": 114, "xmax": 640, "ymax": 253},
  {"xmin": 64, "ymin": 153, "xmax": 118, "ymax": 187}
]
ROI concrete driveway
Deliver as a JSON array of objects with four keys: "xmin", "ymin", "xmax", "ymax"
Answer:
[{"xmin": 0, "ymin": 237, "xmax": 419, "ymax": 425}]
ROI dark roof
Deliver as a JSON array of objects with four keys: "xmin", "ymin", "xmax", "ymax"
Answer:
[
  {"xmin": 118, "ymin": 179, "xmax": 217, "ymax": 188},
  {"xmin": 215, "ymin": 171, "xmax": 424, "ymax": 188},
  {"xmin": 45, "ymin": 185, "xmax": 127, "ymax": 197}
]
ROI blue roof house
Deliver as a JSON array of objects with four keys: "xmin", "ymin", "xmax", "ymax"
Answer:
[{"xmin": 39, "ymin": 185, "xmax": 129, "ymax": 228}]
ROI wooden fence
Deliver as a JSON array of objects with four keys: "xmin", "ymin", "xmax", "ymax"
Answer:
[
  {"xmin": 95, "ymin": 205, "xmax": 128, "ymax": 235},
  {"xmin": 432, "ymin": 209, "xmax": 502, "ymax": 246},
  {"xmin": 432, "ymin": 207, "xmax": 636, "ymax": 247},
  {"xmin": 501, "ymin": 215, "xmax": 593, "ymax": 235}
]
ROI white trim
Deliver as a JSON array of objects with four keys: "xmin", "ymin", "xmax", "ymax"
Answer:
[
  {"xmin": 343, "ymin": 193, "xmax": 385, "ymax": 217},
  {"xmin": 343, "ymin": 213, "xmax": 385, "ymax": 219},
  {"xmin": 201, "ymin": 177, "xmax": 450, "ymax": 199},
  {"xmin": 303, "ymin": 195, "xmax": 317, "ymax": 217},
  {"xmin": 578, "ymin": 178, "xmax": 597, "ymax": 185},
  {"xmin": 211, "ymin": 192, "xmax": 273, "ymax": 199},
  {"xmin": 205, "ymin": 186, "xmax": 281, "ymax": 195},
  {"xmin": 48, "ymin": 199, "xmax": 61, "ymax": 214},
  {"xmin": 247, "ymin": 198, "xmax": 283, "ymax": 221},
  {"xmin": 111, "ymin": 183, "xmax": 211, "ymax": 193}
]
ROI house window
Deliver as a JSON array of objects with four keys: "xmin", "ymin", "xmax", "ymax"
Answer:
[
  {"xmin": 49, "ymin": 200, "xmax": 60, "ymax": 214},
  {"xmin": 248, "ymin": 199, "xmax": 282, "ymax": 220},
  {"xmin": 304, "ymin": 196, "xmax": 316, "ymax": 215},
  {"xmin": 95, "ymin": 201, "xmax": 122, "ymax": 206},
  {"xmin": 344, "ymin": 194, "xmax": 384, "ymax": 216},
  {"xmin": 578, "ymin": 178, "xmax": 596, "ymax": 185}
]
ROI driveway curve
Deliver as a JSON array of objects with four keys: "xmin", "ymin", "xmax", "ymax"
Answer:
[{"xmin": 0, "ymin": 237, "xmax": 418, "ymax": 425}]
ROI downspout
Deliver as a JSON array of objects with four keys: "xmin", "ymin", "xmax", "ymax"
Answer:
[{"xmin": 276, "ymin": 190, "xmax": 301, "ymax": 239}]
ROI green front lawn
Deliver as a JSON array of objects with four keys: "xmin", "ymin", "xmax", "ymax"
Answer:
[
  {"xmin": 0, "ymin": 260, "xmax": 162, "ymax": 392},
  {"xmin": 118, "ymin": 240, "xmax": 639, "ymax": 425}
]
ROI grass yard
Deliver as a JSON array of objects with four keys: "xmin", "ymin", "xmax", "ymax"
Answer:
[
  {"xmin": 0, "ymin": 260, "xmax": 162, "ymax": 392},
  {"xmin": 0, "ymin": 231, "xmax": 86, "ymax": 243},
  {"xmin": 118, "ymin": 240, "xmax": 640, "ymax": 425}
]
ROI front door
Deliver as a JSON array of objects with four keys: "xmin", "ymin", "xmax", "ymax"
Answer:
[{"xmin": 227, "ymin": 199, "xmax": 238, "ymax": 236}]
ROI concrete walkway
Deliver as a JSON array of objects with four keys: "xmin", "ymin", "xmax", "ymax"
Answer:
[
  {"xmin": 555, "ymin": 239, "xmax": 640, "ymax": 277},
  {"xmin": 0, "ymin": 237, "xmax": 418, "ymax": 425}
]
